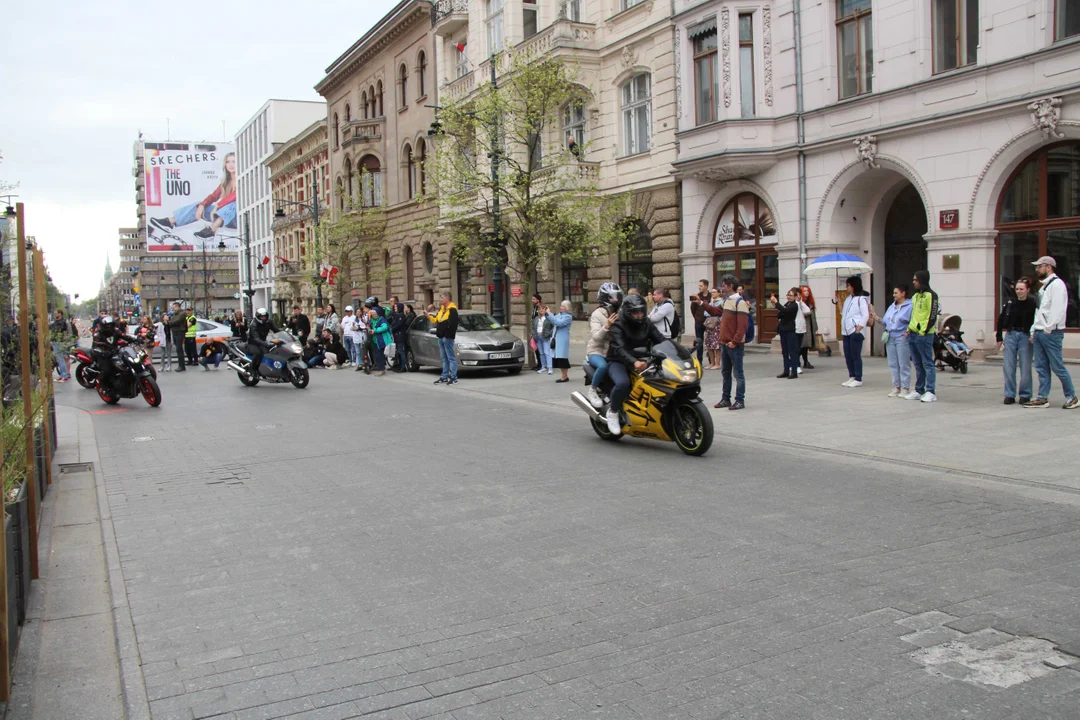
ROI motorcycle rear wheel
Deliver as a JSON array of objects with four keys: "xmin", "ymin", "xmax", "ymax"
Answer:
[
  {"xmin": 671, "ymin": 401, "xmax": 714, "ymax": 457},
  {"xmin": 75, "ymin": 363, "xmax": 93, "ymax": 389},
  {"xmin": 238, "ymin": 370, "xmax": 260, "ymax": 387},
  {"xmin": 590, "ymin": 417, "xmax": 623, "ymax": 442},
  {"xmin": 290, "ymin": 368, "xmax": 310, "ymax": 389},
  {"xmin": 139, "ymin": 377, "xmax": 162, "ymax": 407}
]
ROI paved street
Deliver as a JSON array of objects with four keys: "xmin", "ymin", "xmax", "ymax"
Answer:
[{"xmin": 52, "ymin": 352, "xmax": 1080, "ymax": 720}]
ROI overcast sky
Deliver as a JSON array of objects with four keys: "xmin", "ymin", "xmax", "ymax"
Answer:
[{"xmin": 0, "ymin": 0, "xmax": 400, "ymax": 300}]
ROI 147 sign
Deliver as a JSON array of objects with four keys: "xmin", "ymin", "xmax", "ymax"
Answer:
[{"xmin": 939, "ymin": 209, "xmax": 959, "ymax": 229}]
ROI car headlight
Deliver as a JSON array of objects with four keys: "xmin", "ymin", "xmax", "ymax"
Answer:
[
  {"xmin": 513, "ymin": 340, "xmax": 523, "ymax": 350},
  {"xmin": 457, "ymin": 342, "xmax": 480, "ymax": 350}
]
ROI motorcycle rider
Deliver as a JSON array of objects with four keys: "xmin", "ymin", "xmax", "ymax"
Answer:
[
  {"xmin": 91, "ymin": 315, "xmax": 138, "ymax": 391},
  {"xmin": 604, "ymin": 293, "xmax": 666, "ymax": 436},
  {"xmin": 245, "ymin": 308, "xmax": 281, "ymax": 378},
  {"xmin": 586, "ymin": 282, "xmax": 624, "ymax": 409}
]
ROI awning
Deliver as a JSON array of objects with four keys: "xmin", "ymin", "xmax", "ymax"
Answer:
[{"xmin": 687, "ymin": 17, "xmax": 717, "ymax": 40}]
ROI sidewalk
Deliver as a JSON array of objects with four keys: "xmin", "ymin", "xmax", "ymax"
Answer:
[{"xmin": 395, "ymin": 342, "xmax": 1080, "ymax": 492}]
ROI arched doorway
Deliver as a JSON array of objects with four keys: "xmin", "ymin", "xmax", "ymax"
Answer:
[
  {"xmin": 884, "ymin": 183, "xmax": 928, "ymax": 309},
  {"xmin": 713, "ymin": 192, "xmax": 778, "ymax": 342}
]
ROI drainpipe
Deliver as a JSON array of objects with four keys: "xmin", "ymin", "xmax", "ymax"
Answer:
[{"xmin": 794, "ymin": 0, "xmax": 807, "ymax": 283}]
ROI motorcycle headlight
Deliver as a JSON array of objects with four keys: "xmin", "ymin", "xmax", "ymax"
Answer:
[
  {"xmin": 457, "ymin": 342, "xmax": 480, "ymax": 350},
  {"xmin": 291, "ymin": 343, "xmax": 303, "ymax": 355}
]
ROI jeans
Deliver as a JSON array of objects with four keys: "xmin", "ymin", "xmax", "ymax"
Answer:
[
  {"xmin": 886, "ymin": 335, "xmax": 912, "ymax": 390},
  {"xmin": 438, "ymin": 337, "xmax": 458, "ymax": 380},
  {"xmin": 587, "ymin": 354, "xmax": 609, "ymax": 388},
  {"xmin": 607, "ymin": 360, "xmax": 631, "ymax": 414},
  {"xmin": 842, "ymin": 332, "xmax": 865, "ymax": 381},
  {"xmin": 172, "ymin": 331, "xmax": 187, "ymax": 369},
  {"xmin": 694, "ymin": 326, "xmax": 705, "ymax": 366},
  {"xmin": 779, "ymin": 331, "xmax": 799, "ymax": 376},
  {"xmin": 51, "ymin": 342, "xmax": 70, "ymax": 379},
  {"xmin": 1033, "ymin": 329, "xmax": 1075, "ymax": 400},
  {"xmin": 534, "ymin": 335, "xmax": 552, "ymax": 369},
  {"xmin": 343, "ymin": 336, "xmax": 355, "ymax": 364},
  {"xmin": 306, "ymin": 353, "xmax": 324, "ymax": 368},
  {"xmin": 908, "ymin": 333, "xmax": 936, "ymax": 394},
  {"xmin": 174, "ymin": 200, "xmax": 238, "ymax": 229},
  {"xmin": 1002, "ymin": 330, "xmax": 1033, "ymax": 400},
  {"xmin": 200, "ymin": 353, "xmax": 221, "ymax": 368},
  {"xmin": 374, "ymin": 344, "xmax": 387, "ymax": 371},
  {"xmin": 721, "ymin": 344, "xmax": 745, "ymax": 403}
]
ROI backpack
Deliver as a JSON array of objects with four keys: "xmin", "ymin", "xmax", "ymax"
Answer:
[
  {"xmin": 744, "ymin": 305, "xmax": 755, "ymax": 344},
  {"xmin": 668, "ymin": 303, "xmax": 682, "ymax": 339}
]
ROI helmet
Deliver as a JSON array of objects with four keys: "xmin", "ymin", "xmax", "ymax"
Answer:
[
  {"xmin": 596, "ymin": 282, "xmax": 624, "ymax": 310},
  {"xmin": 255, "ymin": 307, "xmax": 269, "ymax": 322},
  {"xmin": 621, "ymin": 294, "xmax": 648, "ymax": 331},
  {"xmin": 100, "ymin": 315, "xmax": 116, "ymax": 333}
]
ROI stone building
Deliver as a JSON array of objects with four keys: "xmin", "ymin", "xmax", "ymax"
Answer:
[
  {"xmin": 315, "ymin": 0, "xmax": 443, "ymax": 312},
  {"xmin": 673, "ymin": 0, "xmax": 1080, "ymax": 352},
  {"xmin": 430, "ymin": 0, "xmax": 682, "ymax": 327}
]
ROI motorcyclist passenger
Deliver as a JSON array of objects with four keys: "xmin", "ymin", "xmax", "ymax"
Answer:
[
  {"xmin": 603, "ymin": 293, "xmax": 665, "ymax": 436},
  {"xmin": 246, "ymin": 308, "xmax": 281, "ymax": 378},
  {"xmin": 91, "ymin": 315, "xmax": 138, "ymax": 389},
  {"xmin": 586, "ymin": 282, "xmax": 624, "ymax": 409}
]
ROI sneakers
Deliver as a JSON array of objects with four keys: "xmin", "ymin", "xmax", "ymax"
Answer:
[
  {"xmin": 1003, "ymin": 397, "xmax": 1015, "ymax": 405},
  {"xmin": 547, "ymin": 369, "xmax": 553, "ymax": 375},
  {"xmin": 713, "ymin": 399, "xmax": 731, "ymax": 409},
  {"xmin": 1023, "ymin": 398, "xmax": 1049, "ymax": 409},
  {"xmin": 729, "ymin": 401, "xmax": 745, "ymax": 411},
  {"xmin": 904, "ymin": 391, "xmax": 921, "ymax": 400},
  {"xmin": 1064, "ymin": 397, "xmax": 1078, "ymax": 410},
  {"xmin": 194, "ymin": 226, "xmax": 216, "ymax": 239},
  {"xmin": 920, "ymin": 392, "xmax": 937, "ymax": 403},
  {"xmin": 150, "ymin": 217, "xmax": 173, "ymax": 233},
  {"xmin": 434, "ymin": 377, "xmax": 446, "ymax": 384},
  {"xmin": 796, "ymin": 367, "xmax": 803, "ymax": 375},
  {"xmin": 848, "ymin": 380, "xmax": 863, "ymax": 388},
  {"xmin": 448, "ymin": 378, "xmax": 458, "ymax": 385},
  {"xmin": 605, "ymin": 410, "xmax": 622, "ymax": 436},
  {"xmin": 888, "ymin": 388, "xmax": 901, "ymax": 398},
  {"xmin": 586, "ymin": 387, "xmax": 604, "ymax": 409},
  {"xmin": 842, "ymin": 378, "xmax": 855, "ymax": 387},
  {"xmin": 536, "ymin": 368, "xmax": 545, "ymax": 374}
]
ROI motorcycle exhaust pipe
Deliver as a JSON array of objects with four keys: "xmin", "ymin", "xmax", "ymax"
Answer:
[
  {"xmin": 226, "ymin": 361, "xmax": 251, "ymax": 377},
  {"xmin": 570, "ymin": 391, "xmax": 603, "ymax": 422}
]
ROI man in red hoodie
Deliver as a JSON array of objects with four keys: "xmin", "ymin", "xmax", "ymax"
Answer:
[{"xmin": 708, "ymin": 274, "xmax": 751, "ymax": 410}]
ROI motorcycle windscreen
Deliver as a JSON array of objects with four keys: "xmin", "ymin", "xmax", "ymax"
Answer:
[{"xmin": 652, "ymin": 340, "xmax": 693, "ymax": 362}]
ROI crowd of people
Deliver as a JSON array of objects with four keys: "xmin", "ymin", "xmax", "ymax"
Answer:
[{"xmin": 287, "ymin": 297, "xmax": 416, "ymax": 376}]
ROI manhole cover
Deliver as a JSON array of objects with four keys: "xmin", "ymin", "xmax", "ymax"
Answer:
[{"xmin": 132, "ymin": 436, "xmax": 155, "ymax": 442}]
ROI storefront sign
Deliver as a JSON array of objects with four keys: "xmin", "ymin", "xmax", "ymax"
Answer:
[
  {"xmin": 510, "ymin": 285, "xmax": 522, "ymax": 297},
  {"xmin": 939, "ymin": 209, "xmax": 959, "ymax": 229},
  {"xmin": 488, "ymin": 284, "xmax": 495, "ymax": 293}
]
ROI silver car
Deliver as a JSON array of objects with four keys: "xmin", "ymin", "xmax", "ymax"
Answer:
[{"xmin": 406, "ymin": 310, "xmax": 525, "ymax": 374}]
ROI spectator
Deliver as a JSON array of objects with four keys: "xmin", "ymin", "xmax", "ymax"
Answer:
[
  {"xmin": 168, "ymin": 303, "xmax": 187, "ymax": 371},
  {"xmin": 546, "ymin": 300, "xmax": 574, "ymax": 383},
  {"xmin": 230, "ymin": 310, "xmax": 247, "ymax": 339},
  {"xmin": 184, "ymin": 310, "xmax": 198, "ymax": 365},
  {"xmin": 304, "ymin": 337, "xmax": 325, "ymax": 368},
  {"xmin": 322, "ymin": 329, "xmax": 347, "ymax": 370},
  {"xmin": 770, "ymin": 288, "xmax": 801, "ymax": 380},
  {"xmin": 793, "ymin": 290, "xmax": 811, "ymax": 375},
  {"xmin": 840, "ymin": 276, "xmax": 870, "ymax": 388},
  {"xmin": 883, "ymin": 285, "xmax": 914, "ymax": 398},
  {"xmin": 199, "ymin": 338, "xmax": 223, "ymax": 370},
  {"xmin": 703, "ymin": 287, "xmax": 723, "ymax": 370},
  {"xmin": 627, "ymin": 288, "xmax": 640, "ymax": 296},
  {"xmin": 534, "ymin": 299, "xmax": 554, "ymax": 375},
  {"xmin": 368, "ymin": 308, "xmax": 393, "ymax": 376},
  {"xmin": 153, "ymin": 317, "xmax": 168, "ymax": 371},
  {"xmin": 340, "ymin": 306, "xmax": 361, "ymax": 368},
  {"xmin": 50, "ymin": 310, "xmax": 73, "ymax": 382},
  {"xmin": 799, "ymin": 286, "xmax": 818, "ymax": 370},
  {"xmin": 530, "ymin": 294, "xmax": 544, "ymax": 370},
  {"xmin": 649, "ymin": 288, "xmax": 676, "ymax": 339},
  {"xmin": 997, "ymin": 276, "xmax": 1037, "ymax": 405},
  {"xmin": 906, "ymin": 270, "xmax": 939, "ymax": 402},
  {"xmin": 690, "ymin": 279, "xmax": 709, "ymax": 366},
  {"xmin": 314, "ymin": 305, "xmax": 326, "ymax": 337},
  {"xmin": 324, "ymin": 304, "xmax": 341, "ymax": 336},
  {"xmin": 389, "ymin": 302, "xmax": 408, "ymax": 372},
  {"xmin": 428, "ymin": 292, "xmax": 459, "ymax": 385},
  {"xmin": 288, "ymin": 305, "xmax": 311, "ymax": 344},
  {"xmin": 91, "ymin": 310, "xmax": 106, "ymax": 333},
  {"xmin": 712, "ymin": 275, "xmax": 750, "ymax": 410},
  {"xmin": 1025, "ymin": 257, "xmax": 1077, "ymax": 409},
  {"xmin": 404, "ymin": 304, "xmax": 417, "ymax": 328}
]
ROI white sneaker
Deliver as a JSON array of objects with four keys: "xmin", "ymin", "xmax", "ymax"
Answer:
[
  {"xmin": 586, "ymin": 387, "xmax": 604, "ymax": 409},
  {"xmin": 547, "ymin": 370, "xmax": 553, "ymax": 375},
  {"xmin": 797, "ymin": 367, "xmax": 803, "ymax": 375},
  {"xmin": 888, "ymin": 388, "xmax": 900, "ymax": 398},
  {"xmin": 920, "ymin": 392, "xmax": 937, "ymax": 403},
  {"xmin": 904, "ymin": 391, "xmax": 922, "ymax": 400},
  {"xmin": 605, "ymin": 410, "xmax": 622, "ymax": 436},
  {"xmin": 848, "ymin": 380, "xmax": 863, "ymax": 388},
  {"xmin": 842, "ymin": 378, "xmax": 855, "ymax": 387}
]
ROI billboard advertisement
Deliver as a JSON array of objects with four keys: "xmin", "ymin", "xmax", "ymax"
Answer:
[{"xmin": 144, "ymin": 142, "xmax": 238, "ymax": 252}]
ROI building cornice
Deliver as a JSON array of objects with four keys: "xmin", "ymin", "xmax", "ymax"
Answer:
[{"xmin": 266, "ymin": 120, "xmax": 328, "ymax": 171}]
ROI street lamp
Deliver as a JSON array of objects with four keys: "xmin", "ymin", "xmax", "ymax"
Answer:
[{"xmin": 273, "ymin": 179, "xmax": 321, "ymax": 306}]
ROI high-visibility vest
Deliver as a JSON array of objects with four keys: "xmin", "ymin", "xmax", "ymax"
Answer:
[{"xmin": 185, "ymin": 315, "xmax": 197, "ymax": 339}]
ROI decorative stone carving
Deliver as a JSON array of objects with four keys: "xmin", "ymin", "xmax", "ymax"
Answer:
[
  {"xmin": 621, "ymin": 45, "xmax": 637, "ymax": 68},
  {"xmin": 853, "ymin": 135, "xmax": 880, "ymax": 169},
  {"xmin": 1028, "ymin": 97, "xmax": 1064, "ymax": 138},
  {"xmin": 721, "ymin": 8, "xmax": 731, "ymax": 109},
  {"xmin": 674, "ymin": 26, "xmax": 682, "ymax": 119},
  {"xmin": 763, "ymin": 6, "xmax": 773, "ymax": 107}
]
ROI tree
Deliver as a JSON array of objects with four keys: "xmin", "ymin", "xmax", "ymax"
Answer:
[{"xmin": 424, "ymin": 50, "xmax": 632, "ymax": 326}]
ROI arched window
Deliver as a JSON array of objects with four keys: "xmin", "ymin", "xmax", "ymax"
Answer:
[
  {"xmin": 620, "ymin": 74, "xmax": 651, "ymax": 156},
  {"xmin": 376, "ymin": 81, "xmax": 384, "ymax": 116},
  {"xmin": 343, "ymin": 157, "xmax": 353, "ymax": 202},
  {"xmin": 359, "ymin": 155, "xmax": 382, "ymax": 207},
  {"xmin": 563, "ymin": 102, "xmax": 587, "ymax": 158},
  {"xmin": 399, "ymin": 64, "xmax": 409, "ymax": 108},
  {"xmin": 404, "ymin": 143, "xmax": 416, "ymax": 200},
  {"xmin": 369, "ymin": 85, "xmax": 377, "ymax": 116},
  {"xmin": 333, "ymin": 113, "xmax": 340, "ymax": 150},
  {"xmin": 997, "ymin": 142, "xmax": 1080, "ymax": 329},
  {"xmin": 345, "ymin": 104, "xmax": 351, "ymax": 122},
  {"xmin": 417, "ymin": 51, "xmax": 427, "ymax": 98},
  {"xmin": 404, "ymin": 245, "xmax": 415, "ymax": 300},
  {"xmin": 417, "ymin": 139, "xmax": 427, "ymax": 196},
  {"xmin": 423, "ymin": 241, "xmax": 435, "ymax": 273},
  {"xmin": 361, "ymin": 91, "xmax": 368, "ymax": 119},
  {"xmin": 336, "ymin": 177, "xmax": 344, "ymax": 211},
  {"xmin": 384, "ymin": 250, "xmax": 393, "ymax": 299}
]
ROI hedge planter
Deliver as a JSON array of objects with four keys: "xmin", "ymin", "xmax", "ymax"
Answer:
[
  {"xmin": 33, "ymin": 424, "xmax": 47, "ymax": 507},
  {"xmin": 4, "ymin": 482, "xmax": 30, "ymax": 670}
]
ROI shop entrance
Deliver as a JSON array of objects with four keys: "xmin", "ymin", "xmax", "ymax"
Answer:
[{"xmin": 712, "ymin": 193, "xmax": 779, "ymax": 343}]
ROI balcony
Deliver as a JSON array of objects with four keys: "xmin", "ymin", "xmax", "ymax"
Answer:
[
  {"xmin": 431, "ymin": 0, "xmax": 468, "ymax": 35},
  {"xmin": 341, "ymin": 118, "xmax": 384, "ymax": 150},
  {"xmin": 136, "ymin": 188, "xmax": 145, "ymax": 204},
  {"xmin": 276, "ymin": 261, "xmax": 303, "ymax": 279},
  {"xmin": 443, "ymin": 71, "xmax": 474, "ymax": 102},
  {"xmin": 532, "ymin": 160, "xmax": 601, "ymax": 188},
  {"xmin": 517, "ymin": 19, "xmax": 596, "ymax": 58}
]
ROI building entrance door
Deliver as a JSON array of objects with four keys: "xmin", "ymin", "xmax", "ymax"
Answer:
[
  {"xmin": 714, "ymin": 249, "xmax": 779, "ymax": 343},
  {"xmin": 884, "ymin": 184, "xmax": 928, "ymax": 312}
]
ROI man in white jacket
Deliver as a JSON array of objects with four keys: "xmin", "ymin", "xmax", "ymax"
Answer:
[
  {"xmin": 649, "ymin": 288, "xmax": 676, "ymax": 339},
  {"xmin": 1024, "ymin": 256, "xmax": 1077, "ymax": 409}
]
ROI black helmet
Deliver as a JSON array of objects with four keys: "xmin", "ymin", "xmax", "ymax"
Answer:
[
  {"xmin": 100, "ymin": 315, "xmax": 116, "ymax": 333},
  {"xmin": 596, "ymin": 282, "xmax": 624, "ymax": 310},
  {"xmin": 255, "ymin": 307, "xmax": 269, "ymax": 322},
  {"xmin": 621, "ymin": 293, "xmax": 648, "ymax": 330}
]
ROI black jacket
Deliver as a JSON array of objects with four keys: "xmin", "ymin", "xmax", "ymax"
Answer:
[
  {"xmin": 92, "ymin": 326, "xmax": 137, "ymax": 359},
  {"xmin": 607, "ymin": 316, "xmax": 665, "ymax": 367},
  {"xmin": 289, "ymin": 313, "xmax": 311, "ymax": 338},
  {"xmin": 231, "ymin": 318, "xmax": 248, "ymax": 338},
  {"xmin": 247, "ymin": 318, "xmax": 279, "ymax": 350},
  {"xmin": 773, "ymin": 299, "xmax": 799, "ymax": 333},
  {"xmin": 434, "ymin": 306, "xmax": 459, "ymax": 339},
  {"xmin": 389, "ymin": 305, "xmax": 407, "ymax": 336},
  {"xmin": 996, "ymin": 296, "xmax": 1037, "ymax": 342},
  {"xmin": 201, "ymin": 340, "xmax": 222, "ymax": 358}
]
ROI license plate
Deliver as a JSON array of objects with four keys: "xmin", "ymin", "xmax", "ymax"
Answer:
[{"xmin": 488, "ymin": 352, "xmax": 512, "ymax": 359}]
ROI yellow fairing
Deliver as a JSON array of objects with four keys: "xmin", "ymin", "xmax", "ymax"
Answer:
[{"xmin": 622, "ymin": 374, "xmax": 673, "ymax": 441}]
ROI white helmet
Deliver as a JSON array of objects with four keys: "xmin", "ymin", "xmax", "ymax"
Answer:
[{"xmin": 255, "ymin": 307, "xmax": 269, "ymax": 321}]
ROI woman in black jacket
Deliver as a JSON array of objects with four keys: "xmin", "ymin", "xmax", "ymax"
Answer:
[
  {"xmin": 771, "ymin": 288, "xmax": 801, "ymax": 379},
  {"xmin": 389, "ymin": 303, "xmax": 408, "ymax": 372}
]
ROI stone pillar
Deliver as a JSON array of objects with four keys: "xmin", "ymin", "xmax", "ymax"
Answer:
[{"xmin": 923, "ymin": 229, "xmax": 997, "ymax": 361}]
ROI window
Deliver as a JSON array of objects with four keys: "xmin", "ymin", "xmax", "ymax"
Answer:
[
  {"xmin": 563, "ymin": 103, "xmax": 586, "ymax": 158},
  {"xmin": 738, "ymin": 14, "xmax": 756, "ymax": 118},
  {"xmin": 333, "ymin": 113, "xmax": 340, "ymax": 149},
  {"xmin": 524, "ymin": 0, "xmax": 538, "ymax": 38},
  {"xmin": 1058, "ymin": 0, "xmax": 1080, "ymax": 40},
  {"xmin": 487, "ymin": 0, "xmax": 504, "ymax": 54},
  {"xmin": 566, "ymin": 0, "xmax": 582, "ymax": 21},
  {"xmin": 423, "ymin": 242, "xmax": 435, "ymax": 272},
  {"xmin": 343, "ymin": 157, "xmax": 353, "ymax": 199},
  {"xmin": 618, "ymin": 219, "xmax": 653, "ymax": 295},
  {"xmin": 376, "ymin": 81, "xmax": 384, "ymax": 116},
  {"xmin": 345, "ymin": 104, "xmax": 351, "ymax": 122},
  {"xmin": 399, "ymin": 64, "xmax": 409, "ymax": 108},
  {"xmin": 933, "ymin": 0, "xmax": 978, "ymax": 73},
  {"xmin": 417, "ymin": 139, "xmax": 427, "ymax": 195},
  {"xmin": 456, "ymin": 264, "xmax": 474, "ymax": 309},
  {"xmin": 417, "ymin": 51, "xmax": 427, "ymax": 98},
  {"xmin": 527, "ymin": 132, "xmax": 542, "ymax": 171},
  {"xmin": 361, "ymin": 91, "xmax": 369, "ymax": 119},
  {"xmin": 455, "ymin": 40, "xmax": 469, "ymax": 79},
  {"xmin": 404, "ymin": 245, "xmax": 415, "ymax": 299},
  {"xmin": 360, "ymin": 155, "xmax": 383, "ymax": 207},
  {"xmin": 997, "ymin": 142, "xmax": 1080, "ymax": 329},
  {"xmin": 621, "ymin": 74, "xmax": 651, "ymax": 156},
  {"xmin": 621, "ymin": 0, "xmax": 644, "ymax": 9},
  {"xmin": 561, "ymin": 259, "xmax": 589, "ymax": 319},
  {"xmin": 836, "ymin": 0, "xmax": 873, "ymax": 99},
  {"xmin": 404, "ymin": 143, "xmax": 416, "ymax": 200},
  {"xmin": 369, "ymin": 85, "xmax": 377, "ymax": 116},
  {"xmin": 384, "ymin": 250, "xmax": 393, "ymax": 299},
  {"xmin": 691, "ymin": 19, "xmax": 718, "ymax": 125}
]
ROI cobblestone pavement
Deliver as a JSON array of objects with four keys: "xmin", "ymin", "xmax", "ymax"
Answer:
[{"xmin": 54, "ymin": 357, "xmax": 1080, "ymax": 720}]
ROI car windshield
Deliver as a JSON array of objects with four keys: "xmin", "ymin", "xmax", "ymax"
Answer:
[{"xmin": 458, "ymin": 314, "xmax": 502, "ymax": 332}]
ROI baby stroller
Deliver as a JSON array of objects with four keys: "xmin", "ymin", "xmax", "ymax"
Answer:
[{"xmin": 934, "ymin": 313, "xmax": 970, "ymax": 374}]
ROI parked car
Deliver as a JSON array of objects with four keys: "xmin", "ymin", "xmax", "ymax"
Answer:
[{"xmin": 405, "ymin": 310, "xmax": 525, "ymax": 374}]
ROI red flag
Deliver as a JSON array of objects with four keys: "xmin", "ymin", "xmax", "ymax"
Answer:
[
  {"xmin": 262, "ymin": 255, "xmax": 271, "ymax": 266},
  {"xmin": 327, "ymin": 267, "xmax": 339, "ymax": 285},
  {"xmin": 276, "ymin": 255, "xmax": 289, "ymax": 264},
  {"xmin": 456, "ymin": 41, "xmax": 466, "ymax": 53}
]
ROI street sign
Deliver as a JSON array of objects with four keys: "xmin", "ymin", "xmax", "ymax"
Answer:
[
  {"xmin": 233, "ymin": 292, "xmax": 241, "ymax": 299},
  {"xmin": 939, "ymin": 209, "xmax": 959, "ymax": 229},
  {"xmin": 511, "ymin": 285, "xmax": 522, "ymax": 297}
]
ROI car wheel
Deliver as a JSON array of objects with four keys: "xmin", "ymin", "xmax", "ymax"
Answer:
[{"xmin": 406, "ymin": 348, "xmax": 420, "ymax": 372}]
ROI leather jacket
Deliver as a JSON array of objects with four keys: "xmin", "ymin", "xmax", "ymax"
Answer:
[
  {"xmin": 247, "ymin": 318, "xmax": 279, "ymax": 350},
  {"xmin": 606, "ymin": 315, "xmax": 665, "ymax": 367}
]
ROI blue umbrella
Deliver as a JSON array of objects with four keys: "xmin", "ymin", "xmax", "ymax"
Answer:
[{"xmin": 803, "ymin": 253, "xmax": 872, "ymax": 277}]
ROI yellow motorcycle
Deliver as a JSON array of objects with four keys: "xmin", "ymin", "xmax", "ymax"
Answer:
[{"xmin": 571, "ymin": 340, "xmax": 714, "ymax": 456}]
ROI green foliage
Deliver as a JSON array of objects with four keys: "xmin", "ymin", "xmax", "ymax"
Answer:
[{"xmin": 314, "ymin": 169, "xmax": 389, "ymax": 308}]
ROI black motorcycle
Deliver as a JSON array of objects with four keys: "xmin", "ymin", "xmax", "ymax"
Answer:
[
  {"xmin": 225, "ymin": 331, "xmax": 309, "ymax": 389},
  {"xmin": 95, "ymin": 344, "xmax": 162, "ymax": 407}
]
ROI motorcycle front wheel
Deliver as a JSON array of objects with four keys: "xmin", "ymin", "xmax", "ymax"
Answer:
[
  {"xmin": 671, "ymin": 401, "xmax": 714, "ymax": 457},
  {"xmin": 75, "ymin": 363, "xmax": 93, "ymax": 389},
  {"xmin": 96, "ymin": 381, "xmax": 120, "ymax": 405},
  {"xmin": 290, "ymin": 368, "xmax": 309, "ymax": 389},
  {"xmin": 139, "ymin": 376, "xmax": 162, "ymax": 407}
]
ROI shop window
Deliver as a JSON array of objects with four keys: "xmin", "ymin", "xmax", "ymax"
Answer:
[
  {"xmin": 837, "ymin": 0, "xmax": 873, "ymax": 99},
  {"xmin": 690, "ymin": 18, "xmax": 718, "ymax": 125},
  {"xmin": 996, "ymin": 142, "xmax": 1080, "ymax": 328}
]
